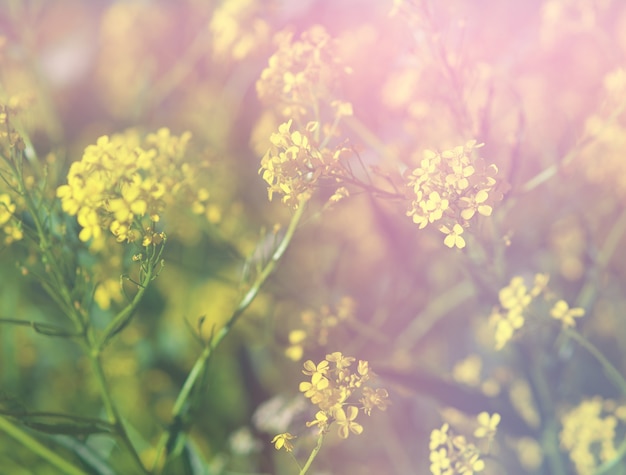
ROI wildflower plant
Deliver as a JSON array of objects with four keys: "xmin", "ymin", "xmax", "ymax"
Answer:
[
  {"xmin": 428, "ymin": 412, "xmax": 500, "ymax": 475},
  {"xmin": 405, "ymin": 140, "xmax": 504, "ymax": 249},
  {"xmin": 272, "ymin": 352, "xmax": 390, "ymax": 474},
  {"xmin": 3, "ymin": 1, "xmax": 626, "ymax": 474}
]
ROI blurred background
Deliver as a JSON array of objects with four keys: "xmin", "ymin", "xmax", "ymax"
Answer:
[{"xmin": 2, "ymin": 0, "xmax": 626, "ymax": 473}]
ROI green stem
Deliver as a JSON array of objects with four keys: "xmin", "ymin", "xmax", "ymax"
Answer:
[
  {"xmin": 5, "ymin": 112, "xmax": 151, "ymax": 474},
  {"xmin": 95, "ymin": 261, "xmax": 155, "ymax": 351},
  {"xmin": 153, "ymin": 201, "xmax": 307, "ymax": 472},
  {"xmin": 88, "ymin": 352, "xmax": 148, "ymax": 474},
  {"xmin": 9, "ymin": 144, "xmax": 84, "ymax": 332},
  {"xmin": 0, "ymin": 415, "xmax": 88, "ymax": 475},
  {"xmin": 595, "ymin": 434, "xmax": 626, "ymax": 474},
  {"xmin": 299, "ymin": 432, "xmax": 325, "ymax": 475},
  {"xmin": 565, "ymin": 329, "xmax": 626, "ymax": 398}
]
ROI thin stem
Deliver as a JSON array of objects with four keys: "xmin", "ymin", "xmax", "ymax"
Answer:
[
  {"xmin": 565, "ymin": 328, "xmax": 626, "ymax": 398},
  {"xmin": 153, "ymin": 200, "xmax": 308, "ymax": 472},
  {"xmin": 95, "ymin": 260, "xmax": 155, "ymax": 351},
  {"xmin": 88, "ymin": 353, "xmax": 149, "ymax": 474},
  {"xmin": 0, "ymin": 415, "xmax": 88, "ymax": 475},
  {"xmin": 299, "ymin": 432, "xmax": 325, "ymax": 475}
]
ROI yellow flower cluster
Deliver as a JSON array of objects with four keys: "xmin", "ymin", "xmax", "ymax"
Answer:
[
  {"xmin": 560, "ymin": 397, "xmax": 626, "ymax": 475},
  {"xmin": 0, "ymin": 193, "xmax": 23, "ymax": 244},
  {"xmin": 405, "ymin": 140, "xmax": 502, "ymax": 249},
  {"xmin": 489, "ymin": 274, "xmax": 549, "ymax": 350},
  {"xmin": 285, "ymin": 296, "xmax": 356, "ymax": 361},
  {"xmin": 256, "ymin": 25, "xmax": 350, "ymax": 120},
  {"xmin": 489, "ymin": 273, "xmax": 586, "ymax": 350},
  {"xmin": 294, "ymin": 352, "xmax": 389, "ymax": 441},
  {"xmin": 56, "ymin": 128, "xmax": 193, "ymax": 250},
  {"xmin": 208, "ymin": 0, "xmax": 269, "ymax": 61},
  {"xmin": 575, "ymin": 68, "xmax": 626, "ymax": 203},
  {"xmin": 259, "ymin": 120, "xmax": 350, "ymax": 208},
  {"xmin": 429, "ymin": 413, "xmax": 500, "ymax": 475}
]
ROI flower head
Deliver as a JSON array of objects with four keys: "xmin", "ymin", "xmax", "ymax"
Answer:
[
  {"xmin": 550, "ymin": 300, "xmax": 585, "ymax": 328},
  {"xmin": 271, "ymin": 432, "xmax": 296, "ymax": 452}
]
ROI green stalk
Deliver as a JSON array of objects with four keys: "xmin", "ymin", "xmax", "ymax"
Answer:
[
  {"xmin": 565, "ymin": 329, "xmax": 626, "ymax": 398},
  {"xmin": 95, "ymin": 261, "xmax": 155, "ymax": 351},
  {"xmin": 87, "ymin": 353, "xmax": 148, "ymax": 474},
  {"xmin": 5, "ymin": 124, "xmax": 150, "ymax": 474},
  {"xmin": 299, "ymin": 432, "xmax": 325, "ymax": 475},
  {"xmin": 0, "ymin": 416, "xmax": 88, "ymax": 475},
  {"xmin": 153, "ymin": 201, "xmax": 307, "ymax": 472}
]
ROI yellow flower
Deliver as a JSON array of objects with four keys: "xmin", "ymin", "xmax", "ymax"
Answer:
[
  {"xmin": 429, "ymin": 423, "xmax": 449, "ymax": 450},
  {"xmin": 456, "ymin": 453, "xmax": 485, "ymax": 474},
  {"xmin": 440, "ymin": 223, "xmax": 466, "ymax": 249},
  {"xmin": 302, "ymin": 359, "xmax": 330, "ymax": 386},
  {"xmin": 474, "ymin": 412, "xmax": 501, "ymax": 438},
  {"xmin": 326, "ymin": 352, "xmax": 355, "ymax": 370},
  {"xmin": 550, "ymin": 300, "xmax": 584, "ymax": 328},
  {"xmin": 271, "ymin": 432, "xmax": 296, "ymax": 452},
  {"xmin": 360, "ymin": 387, "xmax": 390, "ymax": 415},
  {"xmin": 425, "ymin": 191, "xmax": 449, "ymax": 223},
  {"xmin": 334, "ymin": 406, "xmax": 363, "ymax": 439},
  {"xmin": 306, "ymin": 410, "xmax": 329, "ymax": 431},
  {"xmin": 429, "ymin": 447, "xmax": 451, "ymax": 475},
  {"xmin": 499, "ymin": 277, "xmax": 531, "ymax": 312},
  {"xmin": 452, "ymin": 355, "xmax": 482, "ymax": 387}
]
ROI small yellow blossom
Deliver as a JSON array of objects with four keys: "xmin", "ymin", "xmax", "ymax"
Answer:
[
  {"xmin": 360, "ymin": 387, "xmax": 390, "ymax": 415},
  {"xmin": 456, "ymin": 453, "xmax": 485, "ymax": 474},
  {"xmin": 452, "ymin": 355, "xmax": 482, "ymax": 387},
  {"xmin": 306, "ymin": 410, "xmax": 330, "ymax": 431},
  {"xmin": 334, "ymin": 406, "xmax": 363, "ymax": 439},
  {"xmin": 474, "ymin": 412, "xmax": 501, "ymax": 439},
  {"xmin": 271, "ymin": 432, "xmax": 296, "ymax": 452},
  {"xmin": 430, "ymin": 447, "xmax": 452, "ymax": 475},
  {"xmin": 440, "ymin": 223, "xmax": 466, "ymax": 249},
  {"xmin": 429, "ymin": 423, "xmax": 449, "ymax": 450},
  {"xmin": 550, "ymin": 299, "xmax": 584, "ymax": 328}
]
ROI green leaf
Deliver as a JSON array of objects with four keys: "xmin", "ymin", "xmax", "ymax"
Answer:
[{"xmin": 2, "ymin": 412, "xmax": 114, "ymax": 436}]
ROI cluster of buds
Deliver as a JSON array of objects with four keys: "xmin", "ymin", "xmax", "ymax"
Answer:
[{"xmin": 405, "ymin": 140, "xmax": 503, "ymax": 249}]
